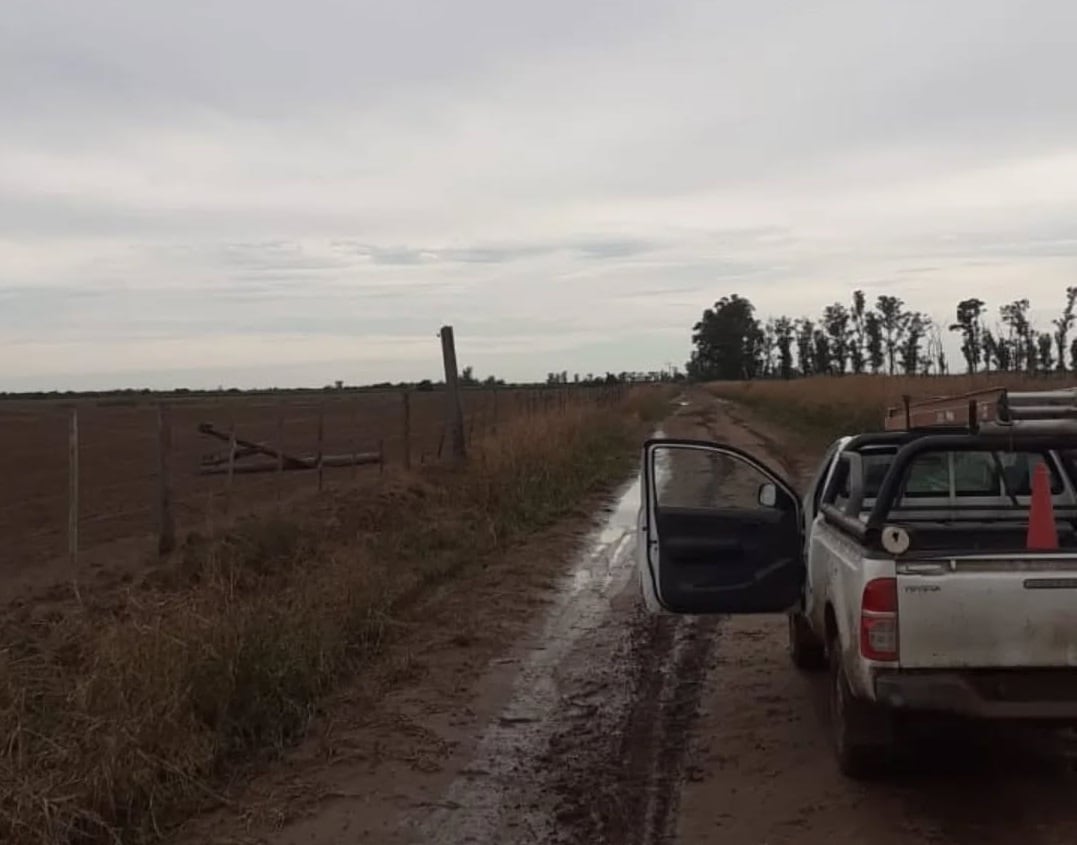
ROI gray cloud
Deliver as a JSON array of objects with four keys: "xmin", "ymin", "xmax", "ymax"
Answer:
[
  {"xmin": 328, "ymin": 237, "xmax": 664, "ymax": 266},
  {"xmin": 2, "ymin": 0, "xmax": 1077, "ymax": 389}
]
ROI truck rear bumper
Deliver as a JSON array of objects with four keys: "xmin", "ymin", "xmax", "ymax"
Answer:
[{"xmin": 875, "ymin": 669, "xmax": 1077, "ymax": 719}]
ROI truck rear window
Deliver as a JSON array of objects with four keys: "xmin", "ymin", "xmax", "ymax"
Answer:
[{"xmin": 902, "ymin": 451, "xmax": 1063, "ymax": 498}]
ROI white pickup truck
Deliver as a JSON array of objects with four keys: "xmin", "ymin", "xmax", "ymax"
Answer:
[{"xmin": 638, "ymin": 388, "xmax": 1077, "ymax": 777}]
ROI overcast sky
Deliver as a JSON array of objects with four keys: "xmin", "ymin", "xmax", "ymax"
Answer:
[{"xmin": 3, "ymin": 0, "xmax": 1076, "ymax": 390}]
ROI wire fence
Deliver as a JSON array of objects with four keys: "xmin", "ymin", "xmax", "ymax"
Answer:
[{"xmin": 0, "ymin": 385, "xmax": 626, "ymax": 576}]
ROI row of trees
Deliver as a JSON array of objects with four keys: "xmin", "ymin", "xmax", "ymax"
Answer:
[
  {"xmin": 544, "ymin": 368, "xmax": 683, "ymax": 386},
  {"xmin": 688, "ymin": 287, "xmax": 1077, "ymax": 381},
  {"xmin": 0, "ymin": 372, "xmax": 660, "ymax": 400}
]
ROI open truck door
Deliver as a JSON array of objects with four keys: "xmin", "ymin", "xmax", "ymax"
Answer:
[{"xmin": 639, "ymin": 438, "xmax": 804, "ymax": 614}]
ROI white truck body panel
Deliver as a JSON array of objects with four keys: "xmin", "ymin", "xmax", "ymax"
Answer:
[
  {"xmin": 896, "ymin": 556, "xmax": 1077, "ymax": 669},
  {"xmin": 806, "ymin": 518, "xmax": 897, "ymax": 699}
]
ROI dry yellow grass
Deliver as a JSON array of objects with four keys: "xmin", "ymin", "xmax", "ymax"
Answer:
[
  {"xmin": 0, "ymin": 386, "xmax": 670, "ymax": 844},
  {"xmin": 718, "ymin": 372, "xmax": 1077, "ymax": 409},
  {"xmin": 712, "ymin": 374, "xmax": 1077, "ymax": 446}
]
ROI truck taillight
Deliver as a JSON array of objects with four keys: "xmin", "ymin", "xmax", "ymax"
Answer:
[{"xmin": 860, "ymin": 577, "xmax": 898, "ymax": 662}]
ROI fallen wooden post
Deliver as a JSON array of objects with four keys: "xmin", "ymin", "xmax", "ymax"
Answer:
[
  {"xmin": 200, "ymin": 444, "xmax": 265, "ymax": 466},
  {"xmin": 322, "ymin": 453, "xmax": 381, "ymax": 469},
  {"xmin": 198, "ymin": 452, "xmax": 382, "ymax": 475},
  {"xmin": 198, "ymin": 420, "xmax": 383, "ymax": 476},
  {"xmin": 197, "ymin": 422, "xmax": 310, "ymax": 469}
]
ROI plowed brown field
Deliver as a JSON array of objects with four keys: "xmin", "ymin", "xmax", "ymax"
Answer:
[{"xmin": 0, "ymin": 387, "xmax": 582, "ymax": 594}]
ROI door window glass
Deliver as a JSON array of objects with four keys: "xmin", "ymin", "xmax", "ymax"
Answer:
[{"xmin": 651, "ymin": 444, "xmax": 790, "ymax": 511}]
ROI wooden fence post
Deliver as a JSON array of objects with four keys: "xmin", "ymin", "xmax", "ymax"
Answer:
[
  {"xmin": 225, "ymin": 417, "xmax": 237, "ymax": 515},
  {"xmin": 67, "ymin": 407, "xmax": 80, "ymax": 598},
  {"xmin": 439, "ymin": 326, "xmax": 466, "ymax": 461},
  {"xmin": 276, "ymin": 401, "xmax": 285, "ymax": 504},
  {"xmin": 316, "ymin": 403, "xmax": 325, "ymax": 492},
  {"xmin": 157, "ymin": 403, "xmax": 175, "ymax": 555},
  {"xmin": 352, "ymin": 401, "xmax": 360, "ymax": 481},
  {"xmin": 402, "ymin": 391, "xmax": 412, "ymax": 470}
]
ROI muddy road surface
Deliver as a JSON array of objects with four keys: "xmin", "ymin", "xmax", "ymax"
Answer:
[{"xmin": 183, "ymin": 394, "xmax": 1077, "ymax": 845}]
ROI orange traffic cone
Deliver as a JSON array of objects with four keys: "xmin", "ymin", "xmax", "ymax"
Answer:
[{"xmin": 1027, "ymin": 461, "xmax": 1059, "ymax": 550}]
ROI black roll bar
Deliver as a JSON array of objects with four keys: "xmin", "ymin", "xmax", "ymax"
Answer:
[
  {"xmin": 841, "ymin": 427, "xmax": 970, "ymax": 454},
  {"xmin": 865, "ymin": 432, "xmax": 1077, "ymax": 532}
]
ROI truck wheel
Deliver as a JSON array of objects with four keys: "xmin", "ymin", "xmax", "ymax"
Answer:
[
  {"xmin": 788, "ymin": 612, "xmax": 826, "ymax": 671},
  {"xmin": 829, "ymin": 642, "xmax": 892, "ymax": 779}
]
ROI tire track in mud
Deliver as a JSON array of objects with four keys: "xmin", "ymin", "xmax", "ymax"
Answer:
[
  {"xmin": 615, "ymin": 614, "xmax": 720, "ymax": 845},
  {"xmin": 714, "ymin": 399, "xmax": 805, "ymax": 481},
  {"xmin": 540, "ymin": 397, "xmax": 740, "ymax": 845},
  {"xmin": 540, "ymin": 609, "xmax": 720, "ymax": 845},
  {"xmin": 412, "ymin": 393, "xmax": 789, "ymax": 845},
  {"xmin": 410, "ymin": 434, "xmax": 692, "ymax": 845}
]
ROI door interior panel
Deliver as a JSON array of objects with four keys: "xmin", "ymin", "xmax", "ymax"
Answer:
[{"xmin": 654, "ymin": 506, "xmax": 803, "ymax": 613}]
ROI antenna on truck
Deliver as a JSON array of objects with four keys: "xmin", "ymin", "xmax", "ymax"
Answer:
[{"xmin": 883, "ymin": 387, "xmax": 1077, "ymax": 434}]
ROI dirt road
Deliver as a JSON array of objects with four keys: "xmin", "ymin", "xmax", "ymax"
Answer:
[{"xmin": 179, "ymin": 393, "xmax": 1077, "ymax": 845}]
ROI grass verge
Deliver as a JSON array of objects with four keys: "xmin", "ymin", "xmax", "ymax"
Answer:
[
  {"xmin": 710, "ymin": 379, "xmax": 879, "ymax": 451},
  {"xmin": 710, "ymin": 373, "xmax": 1077, "ymax": 449},
  {"xmin": 0, "ymin": 387, "xmax": 670, "ymax": 844}
]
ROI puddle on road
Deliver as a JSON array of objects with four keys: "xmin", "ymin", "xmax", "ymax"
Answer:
[{"xmin": 414, "ymin": 434, "xmax": 671, "ymax": 844}]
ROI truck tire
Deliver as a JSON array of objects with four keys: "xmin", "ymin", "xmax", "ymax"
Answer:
[
  {"xmin": 829, "ymin": 640, "xmax": 892, "ymax": 779},
  {"xmin": 788, "ymin": 612, "xmax": 826, "ymax": 671}
]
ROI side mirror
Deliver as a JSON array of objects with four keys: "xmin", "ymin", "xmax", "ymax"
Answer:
[{"xmin": 758, "ymin": 482, "xmax": 777, "ymax": 508}]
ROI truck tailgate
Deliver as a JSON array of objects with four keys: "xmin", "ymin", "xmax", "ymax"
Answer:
[{"xmin": 897, "ymin": 558, "xmax": 1077, "ymax": 668}]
